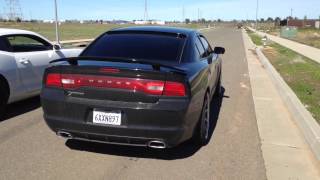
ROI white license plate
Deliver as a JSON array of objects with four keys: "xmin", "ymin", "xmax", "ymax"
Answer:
[{"xmin": 93, "ymin": 110, "xmax": 121, "ymax": 126}]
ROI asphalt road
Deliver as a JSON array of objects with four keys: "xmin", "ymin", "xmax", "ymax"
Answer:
[{"xmin": 0, "ymin": 27, "xmax": 267, "ymax": 180}]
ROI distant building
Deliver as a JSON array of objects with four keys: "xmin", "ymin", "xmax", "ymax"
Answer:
[
  {"xmin": 283, "ymin": 19, "xmax": 319, "ymax": 28},
  {"xmin": 315, "ymin": 21, "xmax": 320, "ymax": 29},
  {"xmin": 151, "ymin": 20, "xmax": 166, "ymax": 25},
  {"xmin": 134, "ymin": 20, "xmax": 148, "ymax": 25},
  {"xmin": 43, "ymin": 19, "xmax": 66, "ymax": 24},
  {"xmin": 134, "ymin": 20, "xmax": 166, "ymax": 25},
  {"xmin": 43, "ymin": 19, "xmax": 54, "ymax": 23}
]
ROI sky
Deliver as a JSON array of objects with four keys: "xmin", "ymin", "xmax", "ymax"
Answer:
[{"xmin": 0, "ymin": 0, "xmax": 319, "ymax": 21}]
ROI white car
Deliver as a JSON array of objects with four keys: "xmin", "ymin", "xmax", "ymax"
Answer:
[{"xmin": 0, "ymin": 28, "xmax": 82, "ymax": 115}]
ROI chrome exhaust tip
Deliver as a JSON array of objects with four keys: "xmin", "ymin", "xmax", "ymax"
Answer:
[
  {"xmin": 148, "ymin": 140, "xmax": 166, "ymax": 149},
  {"xmin": 57, "ymin": 131, "xmax": 72, "ymax": 139}
]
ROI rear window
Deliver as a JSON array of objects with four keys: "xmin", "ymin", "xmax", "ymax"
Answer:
[{"xmin": 81, "ymin": 33, "xmax": 186, "ymax": 62}]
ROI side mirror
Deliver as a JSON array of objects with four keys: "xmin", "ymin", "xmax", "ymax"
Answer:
[
  {"xmin": 53, "ymin": 44, "xmax": 61, "ymax": 51},
  {"xmin": 213, "ymin": 47, "xmax": 225, "ymax": 54}
]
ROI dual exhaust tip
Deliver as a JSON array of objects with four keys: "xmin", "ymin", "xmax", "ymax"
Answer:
[
  {"xmin": 57, "ymin": 131, "xmax": 73, "ymax": 139},
  {"xmin": 57, "ymin": 131, "xmax": 166, "ymax": 149},
  {"xmin": 147, "ymin": 140, "xmax": 166, "ymax": 149}
]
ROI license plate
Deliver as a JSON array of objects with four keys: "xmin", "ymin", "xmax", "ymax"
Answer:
[{"xmin": 93, "ymin": 110, "xmax": 121, "ymax": 126}]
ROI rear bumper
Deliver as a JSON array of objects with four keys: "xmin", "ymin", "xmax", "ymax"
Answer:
[{"xmin": 41, "ymin": 88, "xmax": 199, "ymax": 148}]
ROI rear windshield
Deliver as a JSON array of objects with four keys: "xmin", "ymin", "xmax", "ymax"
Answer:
[{"xmin": 81, "ymin": 33, "xmax": 185, "ymax": 62}]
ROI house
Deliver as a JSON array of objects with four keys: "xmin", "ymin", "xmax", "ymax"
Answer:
[{"xmin": 286, "ymin": 19, "xmax": 319, "ymax": 28}]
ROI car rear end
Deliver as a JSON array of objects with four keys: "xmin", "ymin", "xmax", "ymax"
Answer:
[{"xmin": 41, "ymin": 29, "xmax": 196, "ymax": 148}]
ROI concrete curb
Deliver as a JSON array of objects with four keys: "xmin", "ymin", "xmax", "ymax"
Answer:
[{"xmin": 255, "ymin": 47, "xmax": 320, "ymax": 161}]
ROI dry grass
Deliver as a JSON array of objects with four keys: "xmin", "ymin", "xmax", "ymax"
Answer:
[
  {"xmin": 0, "ymin": 22, "xmax": 206, "ymax": 41},
  {"xmin": 290, "ymin": 28, "xmax": 320, "ymax": 49}
]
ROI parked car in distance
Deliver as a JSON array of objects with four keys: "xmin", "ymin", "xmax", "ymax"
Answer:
[
  {"xmin": 41, "ymin": 26, "xmax": 225, "ymax": 148},
  {"xmin": 0, "ymin": 28, "xmax": 82, "ymax": 116}
]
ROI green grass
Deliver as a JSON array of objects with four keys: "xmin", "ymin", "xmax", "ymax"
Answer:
[
  {"xmin": 246, "ymin": 30, "xmax": 263, "ymax": 46},
  {"xmin": 262, "ymin": 42, "xmax": 320, "ymax": 123},
  {"xmin": 0, "ymin": 22, "xmax": 207, "ymax": 41},
  {"xmin": 0, "ymin": 22, "xmax": 133, "ymax": 41}
]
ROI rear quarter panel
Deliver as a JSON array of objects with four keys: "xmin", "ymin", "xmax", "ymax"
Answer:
[
  {"xmin": 180, "ymin": 61, "xmax": 210, "ymax": 134},
  {"xmin": 0, "ymin": 51, "xmax": 25, "ymax": 103}
]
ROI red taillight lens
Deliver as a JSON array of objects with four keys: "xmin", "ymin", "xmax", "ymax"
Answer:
[
  {"xmin": 163, "ymin": 81, "xmax": 186, "ymax": 97},
  {"xmin": 45, "ymin": 73, "xmax": 186, "ymax": 97},
  {"xmin": 46, "ymin": 73, "xmax": 62, "ymax": 87}
]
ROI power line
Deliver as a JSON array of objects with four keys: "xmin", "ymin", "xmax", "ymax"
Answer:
[{"xmin": 5, "ymin": 0, "xmax": 23, "ymax": 20}]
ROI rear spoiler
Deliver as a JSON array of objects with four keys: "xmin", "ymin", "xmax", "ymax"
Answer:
[{"xmin": 50, "ymin": 56, "xmax": 186, "ymax": 74}]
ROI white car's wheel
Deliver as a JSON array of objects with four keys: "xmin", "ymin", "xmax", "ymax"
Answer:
[{"xmin": 0, "ymin": 80, "xmax": 8, "ymax": 118}]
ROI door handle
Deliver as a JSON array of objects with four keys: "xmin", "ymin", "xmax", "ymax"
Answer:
[{"xmin": 19, "ymin": 58, "xmax": 30, "ymax": 65}]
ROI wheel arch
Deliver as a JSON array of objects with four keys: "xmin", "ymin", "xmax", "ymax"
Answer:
[{"xmin": 0, "ymin": 74, "xmax": 10, "ymax": 100}]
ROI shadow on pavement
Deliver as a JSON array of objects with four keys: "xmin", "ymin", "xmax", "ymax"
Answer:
[
  {"xmin": 1, "ymin": 96, "xmax": 41, "ymax": 122},
  {"xmin": 66, "ymin": 88, "xmax": 227, "ymax": 160}
]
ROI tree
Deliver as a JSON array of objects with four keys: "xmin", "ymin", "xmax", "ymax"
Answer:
[
  {"xmin": 185, "ymin": 18, "xmax": 190, "ymax": 24},
  {"xmin": 16, "ymin": 17, "xmax": 22, "ymax": 23},
  {"xmin": 260, "ymin": 18, "xmax": 265, "ymax": 22},
  {"xmin": 267, "ymin": 17, "xmax": 274, "ymax": 22},
  {"xmin": 304, "ymin": 15, "xmax": 307, "ymax": 20}
]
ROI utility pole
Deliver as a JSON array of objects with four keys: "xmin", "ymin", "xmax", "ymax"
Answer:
[
  {"xmin": 198, "ymin": 8, "xmax": 200, "ymax": 22},
  {"xmin": 255, "ymin": 0, "xmax": 259, "ymax": 30},
  {"xmin": 182, "ymin": 5, "xmax": 185, "ymax": 23},
  {"xmin": 144, "ymin": 0, "xmax": 148, "ymax": 22},
  {"xmin": 54, "ymin": 0, "xmax": 60, "ymax": 44},
  {"xmin": 291, "ymin": 8, "xmax": 293, "ymax": 17}
]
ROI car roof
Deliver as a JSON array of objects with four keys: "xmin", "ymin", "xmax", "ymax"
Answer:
[
  {"xmin": 110, "ymin": 26, "xmax": 196, "ymax": 36},
  {"xmin": 0, "ymin": 28, "xmax": 38, "ymax": 36},
  {"xmin": 0, "ymin": 28, "xmax": 52, "ymax": 43}
]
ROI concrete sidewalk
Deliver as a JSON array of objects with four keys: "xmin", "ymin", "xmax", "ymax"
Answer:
[
  {"xmin": 248, "ymin": 27, "xmax": 320, "ymax": 64},
  {"xmin": 243, "ymin": 30, "xmax": 320, "ymax": 179}
]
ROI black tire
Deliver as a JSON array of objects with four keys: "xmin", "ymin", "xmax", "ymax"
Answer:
[
  {"xmin": 0, "ymin": 80, "xmax": 9, "ymax": 119},
  {"xmin": 193, "ymin": 92, "xmax": 211, "ymax": 146},
  {"xmin": 214, "ymin": 72, "xmax": 222, "ymax": 97}
]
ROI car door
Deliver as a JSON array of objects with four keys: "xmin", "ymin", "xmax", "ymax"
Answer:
[
  {"xmin": 195, "ymin": 35, "xmax": 216, "ymax": 93},
  {"xmin": 0, "ymin": 36, "xmax": 27, "ymax": 103},
  {"xmin": 5, "ymin": 34, "xmax": 54, "ymax": 93},
  {"xmin": 199, "ymin": 35, "xmax": 218, "ymax": 92}
]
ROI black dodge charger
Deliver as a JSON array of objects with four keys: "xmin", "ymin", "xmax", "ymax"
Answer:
[{"xmin": 41, "ymin": 26, "xmax": 225, "ymax": 148}]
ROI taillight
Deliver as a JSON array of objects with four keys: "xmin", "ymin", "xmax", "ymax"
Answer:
[
  {"xmin": 163, "ymin": 81, "xmax": 186, "ymax": 96},
  {"xmin": 45, "ymin": 73, "xmax": 186, "ymax": 97},
  {"xmin": 145, "ymin": 82, "xmax": 165, "ymax": 95},
  {"xmin": 46, "ymin": 73, "xmax": 62, "ymax": 87}
]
